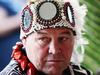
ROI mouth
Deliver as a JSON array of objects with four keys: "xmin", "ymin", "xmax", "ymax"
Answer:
[
  {"xmin": 45, "ymin": 60, "xmax": 64, "ymax": 63},
  {"xmin": 45, "ymin": 60, "xmax": 64, "ymax": 67}
]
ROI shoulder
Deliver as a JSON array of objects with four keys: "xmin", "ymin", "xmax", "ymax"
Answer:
[
  {"xmin": 0, "ymin": 59, "xmax": 23, "ymax": 75},
  {"xmin": 69, "ymin": 63, "xmax": 93, "ymax": 75}
]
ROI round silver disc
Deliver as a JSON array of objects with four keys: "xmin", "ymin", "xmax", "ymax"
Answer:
[{"xmin": 39, "ymin": 2, "xmax": 57, "ymax": 20}]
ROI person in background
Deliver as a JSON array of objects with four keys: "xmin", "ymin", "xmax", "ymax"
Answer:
[
  {"xmin": 0, "ymin": 0, "xmax": 27, "ymax": 71},
  {"xmin": 0, "ymin": 0, "xmax": 92, "ymax": 75}
]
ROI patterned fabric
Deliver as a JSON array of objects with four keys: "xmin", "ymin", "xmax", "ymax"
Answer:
[
  {"xmin": 0, "ymin": 59, "xmax": 22, "ymax": 75},
  {"xmin": 0, "ymin": 59, "xmax": 92, "ymax": 75}
]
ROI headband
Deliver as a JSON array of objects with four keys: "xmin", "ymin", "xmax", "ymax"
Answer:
[{"xmin": 21, "ymin": 0, "xmax": 76, "ymax": 39}]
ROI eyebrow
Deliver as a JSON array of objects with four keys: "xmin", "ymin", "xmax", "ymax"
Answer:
[
  {"xmin": 36, "ymin": 30, "xmax": 72, "ymax": 35},
  {"xmin": 36, "ymin": 31, "xmax": 48, "ymax": 35},
  {"xmin": 60, "ymin": 31, "xmax": 71, "ymax": 36}
]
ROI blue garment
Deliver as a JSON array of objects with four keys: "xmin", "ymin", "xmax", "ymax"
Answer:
[{"xmin": 0, "ymin": 0, "xmax": 23, "ymax": 71}]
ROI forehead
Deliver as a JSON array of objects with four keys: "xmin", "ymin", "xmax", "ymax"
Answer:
[{"xmin": 36, "ymin": 28, "xmax": 73, "ymax": 35}]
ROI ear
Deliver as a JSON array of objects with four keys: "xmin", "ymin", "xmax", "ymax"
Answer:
[{"xmin": 21, "ymin": 37, "xmax": 27, "ymax": 48}]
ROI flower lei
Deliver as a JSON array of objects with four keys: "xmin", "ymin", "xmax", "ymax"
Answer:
[{"xmin": 11, "ymin": 42, "xmax": 37, "ymax": 75}]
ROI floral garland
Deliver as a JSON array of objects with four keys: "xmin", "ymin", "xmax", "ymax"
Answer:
[{"xmin": 11, "ymin": 42, "xmax": 37, "ymax": 75}]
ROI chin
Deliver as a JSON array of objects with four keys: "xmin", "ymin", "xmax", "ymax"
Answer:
[{"xmin": 42, "ymin": 66, "xmax": 65, "ymax": 75}]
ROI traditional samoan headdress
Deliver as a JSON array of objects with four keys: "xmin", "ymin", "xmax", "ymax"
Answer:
[{"xmin": 20, "ymin": 0, "xmax": 88, "ymax": 64}]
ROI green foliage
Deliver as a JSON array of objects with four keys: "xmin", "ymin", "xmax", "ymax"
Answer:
[{"xmin": 80, "ymin": 0, "xmax": 100, "ymax": 74}]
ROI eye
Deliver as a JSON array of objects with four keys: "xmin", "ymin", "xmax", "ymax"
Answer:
[
  {"xmin": 58, "ymin": 36, "xmax": 70, "ymax": 43},
  {"xmin": 38, "ymin": 37, "xmax": 51, "ymax": 45}
]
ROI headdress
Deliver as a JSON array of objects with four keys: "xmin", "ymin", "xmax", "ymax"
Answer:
[{"xmin": 20, "ymin": 0, "xmax": 84, "ymax": 39}]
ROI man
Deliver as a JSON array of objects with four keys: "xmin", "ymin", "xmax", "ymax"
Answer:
[{"xmin": 0, "ymin": 0, "xmax": 92, "ymax": 75}]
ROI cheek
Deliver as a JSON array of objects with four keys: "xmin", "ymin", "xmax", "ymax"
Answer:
[
  {"xmin": 62, "ymin": 40, "xmax": 74, "ymax": 60},
  {"xmin": 25, "ymin": 41, "xmax": 38, "ymax": 63},
  {"xmin": 25, "ymin": 39, "xmax": 48, "ymax": 69}
]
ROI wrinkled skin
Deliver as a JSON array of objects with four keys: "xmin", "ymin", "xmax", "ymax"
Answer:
[{"xmin": 22, "ymin": 28, "xmax": 75, "ymax": 75}]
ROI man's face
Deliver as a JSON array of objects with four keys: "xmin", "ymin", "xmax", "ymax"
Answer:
[{"xmin": 23, "ymin": 28, "xmax": 75, "ymax": 75}]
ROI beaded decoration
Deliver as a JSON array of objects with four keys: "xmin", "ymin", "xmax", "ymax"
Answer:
[
  {"xmin": 22, "ymin": 5, "xmax": 33, "ymax": 32},
  {"xmin": 63, "ymin": 2, "xmax": 75, "ymax": 27},
  {"xmin": 36, "ymin": 1, "xmax": 62, "ymax": 26},
  {"xmin": 21, "ymin": 0, "xmax": 75, "ymax": 38}
]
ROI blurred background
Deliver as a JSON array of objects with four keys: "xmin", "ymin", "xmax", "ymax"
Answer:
[
  {"xmin": 0, "ymin": 0, "xmax": 100, "ymax": 75},
  {"xmin": 80, "ymin": 0, "xmax": 100, "ymax": 75},
  {"xmin": 0, "ymin": 0, "xmax": 27, "ymax": 71}
]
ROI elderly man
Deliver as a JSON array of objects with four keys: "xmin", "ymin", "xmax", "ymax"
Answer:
[{"xmin": 0, "ymin": 0, "xmax": 92, "ymax": 75}]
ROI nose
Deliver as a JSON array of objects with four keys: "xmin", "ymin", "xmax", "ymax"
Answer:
[{"xmin": 48, "ymin": 39, "xmax": 61, "ymax": 54}]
